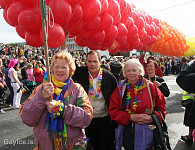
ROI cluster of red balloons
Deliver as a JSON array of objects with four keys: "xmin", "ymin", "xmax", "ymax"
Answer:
[
  {"xmin": 1, "ymin": 0, "xmax": 161, "ymax": 50},
  {"xmin": 147, "ymin": 20, "xmax": 190, "ymax": 56},
  {"xmin": 1, "ymin": 0, "xmax": 66, "ymax": 48},
  {"xmin": 71, "ymin": 0, "xmax": 162, "ymax": 53}
]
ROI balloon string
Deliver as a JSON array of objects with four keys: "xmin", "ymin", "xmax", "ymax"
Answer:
[{"xmin": 45, "ymin": 6, "xmax": 54, "ymax": 40}]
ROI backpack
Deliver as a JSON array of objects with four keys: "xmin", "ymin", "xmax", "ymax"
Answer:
[{"xmin": 150, "ymin": 110, "xmax": 172, "ymax": 150}]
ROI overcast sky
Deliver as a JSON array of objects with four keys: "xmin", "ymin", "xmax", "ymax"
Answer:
[{"xmin": 0, "ymin": 0, "xmax": 195, "ymax": 44}]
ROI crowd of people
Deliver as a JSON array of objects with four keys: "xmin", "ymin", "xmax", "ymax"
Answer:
[{"xmin": 0, "ymin": 43, "xmax": 195, "ymax": 149}]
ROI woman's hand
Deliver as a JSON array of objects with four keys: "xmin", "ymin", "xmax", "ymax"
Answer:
[
  {"xmin": 19, "ymin": 83, "xmax": 23, "ymax": 87},
  {"xmin": 130, "ymin": 114, "xmax": 153, "ymax": 124},
  {"xmin": 46, "ymin": 100, "xmax": 56, "ymax": 113},
  {"xmin": 153, "ymin": 81, "xmax": 161, "ymax": 87},
  {"xmin": 41, "ymin": 82, "xmax": 54, "ymax": 99}
]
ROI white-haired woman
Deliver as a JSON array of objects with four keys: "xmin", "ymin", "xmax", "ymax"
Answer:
[{"xmin": 109, "ymin": 58, "xmax": 166, "ymax": 150}]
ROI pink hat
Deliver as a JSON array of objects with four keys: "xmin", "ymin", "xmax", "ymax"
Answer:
[{"xmin": 8, "ymin": 59, "xmax": 18, "ymax": 69}]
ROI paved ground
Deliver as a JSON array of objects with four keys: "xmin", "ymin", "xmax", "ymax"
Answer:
[{"xmin": 0, "ymin": 75, "xmax": 195, "ymax": 150}]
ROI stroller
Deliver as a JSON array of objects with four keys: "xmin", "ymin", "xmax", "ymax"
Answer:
[{"xmin": 0, "ymin": 87, "xmax": 7, "ymax": 105}]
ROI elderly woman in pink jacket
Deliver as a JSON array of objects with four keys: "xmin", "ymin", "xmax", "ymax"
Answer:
[{"xmin": 20, "ymin": 51, "xmax": 93, "ymax": 150}]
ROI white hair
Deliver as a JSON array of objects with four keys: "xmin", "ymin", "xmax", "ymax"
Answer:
[{"xmin": 123, "ymin": 58, "xmax": 145, "ymax": 77}]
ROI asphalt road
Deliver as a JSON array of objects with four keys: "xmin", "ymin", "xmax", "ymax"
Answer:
[{"xmin": 0, "ymin": 75, "xmax": 195, "ymax": 150}]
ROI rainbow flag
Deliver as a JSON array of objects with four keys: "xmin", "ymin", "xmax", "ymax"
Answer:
[{"xmin": 21, "ymin": 87, "xmax": 25, "ymax": 95}]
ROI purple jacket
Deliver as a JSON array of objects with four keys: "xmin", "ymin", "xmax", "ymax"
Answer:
[{"xmin": 20, "ymin": 79, "xmax": 93, "ymax": 150}]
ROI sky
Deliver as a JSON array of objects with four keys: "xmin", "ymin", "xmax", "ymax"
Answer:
[{"xmin": 0, "ymin": 0, "xmax": 195, "ymax": 44}]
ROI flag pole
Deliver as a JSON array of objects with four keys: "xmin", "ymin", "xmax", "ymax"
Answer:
[{"xmin": 40, "ymin": 0, "xmax": 51, "ymax": 83}]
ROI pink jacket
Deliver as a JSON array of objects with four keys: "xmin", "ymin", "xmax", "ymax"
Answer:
[
  {"xmin": 20, "ymin": 79, "xmax": 93, "ymax": 150},
  {"xmin": 27, "ymin": 69, "xmax": 35, "ymax": 81}
]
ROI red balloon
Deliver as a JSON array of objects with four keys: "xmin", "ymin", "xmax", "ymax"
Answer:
[
  {"xmin": 102, "ymin": 40, "xmax": 114, "ymax": 48},
  {"xmin": 25, "ymin": 31, "xmax": 43, "ymax": 47},
  {"xmin": 80, "ymin": 0, "xmax": 101, "ymax": 19},
  {"xmin": 20, "ymin": 0, "xmax": 39, "ymax": 7},
  {"xmin": 47, "ymin": 0, "xmax": 72, "ymax": 26},
  {"xmin": 70, "ymin": 0, "xmax": 82, "ymax": 3},
  {"xmin": 40, "ymin": 23, "xmax": 65, "ymax": 48},
  {"xmin": 67, "ymin": 20, "xmax": 83, "ymax": 36},
  {"xmin": 153, "ymin": 18, "xmax": 160, "ymax": 26},
  {"xmin": 7, "ymin": 2, "xmax": 28, "ymax": 26},
  {"xmin": 116, "ymin": 36, "xmax": 127, "ymax": 44},
  {"xmin": 74, "ymin": 36, "xmax": 88, "ymax": 47},
  {"xmin": 148, "ymin": 24, "xmax": 155, "ymax": 35},
  {"xmin": 18, "ymin": 9, "xmax": 41, "ymax": 33},
  {"xmin": 136, "ymin": 17, "xmax": 145, "ymax": 30},
  {"xmin": 145, "ymin": 23, "xmax": 150, "ymax": 33},
  {"xmin": 98, "ymin": 13, "xmax": 113, "ymax": 31},
  {"xmin": 134, "ymin": 41, "xmax": 144, "ymax": 50},
  {"xmin": 104, "ymin": 25, "xmax": 118, "ymax": 42},
  {"xmin": 154, "ymin": 26, "xmax": 160, "ymax": 36},
  {"xmin": 148, "ymin": 35, "xmax": 157, "ymax": 45},
  {"xmin": 16, "ymin": 26, "xmax": 26, "ymax": 39},
  {"xmin": 120, "ymin": 2, "xmax": 132, "ymax": 23},
  {"xmin": 77, "ymin": 30, "xmax": 92, "ymax": 40},
  {"xmin": 83, "ymin": 16, "xmax": 101, "ymax": 31},
  {"xmin": 117, "ymin": 23, "xmax": 128, "ymax": 38},
  {"xmin": 120, "ymin": 42, "xmax": 132, "ymax": 51},
  {"xmin": 125, "ymin": 17, "xmax": 134, "ymax": 31},
  {"xmin": 129, "ymin": 38, "xmax": 140, "ymax": 48},
  {"xmin": 90, "ymin": 30, "xmax": 105, "ymax": 44},
  {"xmin": 127, "ymin": 33, "xmax": 139, "ymax": 43},
  {"xmin": 3, "ymin": 9, "xmax": 15, "ymax": 27},
  {"xmin": 0, "ymin": 0, "xmax": 13, "ymax": 9},
  {"xmin": 65, "ymin": 4, "xmax": 83, "ymax": 30},
  {"xmin": 147, "ymin": 15, "xmax": 153, "ymax": 24},
  {"xmin": 138, "ymin": 28, "xmax": 147, "ymax": 38},
  {"xmin": 106, "ymin": 0, "xmax": 120, "ymax": 23},
  {"xmin": 140, "ymin": 34, "xmax": 151, "ymax": 44},
  {"xmin": 131, "ymin": 11, "xmax": 139, "ymax": 23},
  {"xmin": 128, "ymin": 25, "xmax": 138, "ymax": 36},
  {"xmin": 99, "ymin": 0, "xmax": 109, "ymax": 13}
]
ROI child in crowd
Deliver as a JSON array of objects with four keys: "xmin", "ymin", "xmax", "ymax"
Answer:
[{"xmin": 26, "ymin": 63, "xmax": 36, "ymax": 93}]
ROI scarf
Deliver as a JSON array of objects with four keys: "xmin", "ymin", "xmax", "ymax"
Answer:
[
  {"xmin": 125, "ymin": 76, "xmax": 146, "ymax": 114},
  {"xmin": 44, "ymin": 75, "xmax": 70, "ymax": 150}
]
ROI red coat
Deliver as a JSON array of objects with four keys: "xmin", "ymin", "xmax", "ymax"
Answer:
[
  {"xmin": 33, "ymin": 67, "xmax": 44, "ymax": 83},
  {"xmin": 108, "ymin": 79, "xmax": 166, "ymax": 125}
]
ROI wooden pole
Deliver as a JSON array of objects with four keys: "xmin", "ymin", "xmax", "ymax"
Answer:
[{"xmin": 40, "ymin": 0, "xmax": 51, "ymax": 83}]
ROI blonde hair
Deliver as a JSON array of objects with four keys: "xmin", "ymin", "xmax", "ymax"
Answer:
[
  {"xmin": 123, "ymin": 58, "xmax": 145, "ymax": 77},
  {"xmin": 51, "ymin": 51, "xmax": 76, "ymax": 77},
  {"xmin": 27, "ymin": 63, "xmax": 33, "ymax": 69}
]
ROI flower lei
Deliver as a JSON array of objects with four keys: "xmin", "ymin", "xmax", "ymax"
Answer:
[
  {"xmin": 50, "ymin": 98, "xmax": 64, "ymax": 118},
  {"xmin": 89, "ymin": 68, "xmax": 103, "ymax": 100},
  {"xmin": 125, "ymin": 77, "xmax": 146, "ymax": 114}
]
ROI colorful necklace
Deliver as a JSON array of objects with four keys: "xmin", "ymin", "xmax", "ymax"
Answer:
[
  {"xmin": 89, "ymin": 68, "xmax": 103, "ymax": 100},
  {"xmin": 125, "ymin": 77, "xmax": 145, "ymax": 114}
]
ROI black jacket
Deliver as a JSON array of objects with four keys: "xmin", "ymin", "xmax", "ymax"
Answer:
[
  {"xmin": 72, "ymin": 66, "xmax": 118, "ymax": 108},
  {"xmin": 176, "ymin": 61, "xmax": 195, "ymax": 93},
  {"xmin": 144, "ymin": 75, "xmax": 170, "ymax": 97}
]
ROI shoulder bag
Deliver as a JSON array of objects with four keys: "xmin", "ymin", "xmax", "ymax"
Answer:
[{"xmin": 147, "ymin": 81, "xmax": 172, "ymax": 150}]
